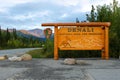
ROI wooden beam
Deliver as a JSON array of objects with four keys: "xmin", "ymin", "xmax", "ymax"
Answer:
[{"xmin": 42, "ymin": 22, "xmax": 110, "ymax": 27}]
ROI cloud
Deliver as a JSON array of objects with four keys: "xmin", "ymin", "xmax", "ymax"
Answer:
[
  {"xmin": 0, "ymin": 0, "xmax": 117, "ymax": 30},
  {"xmin": 11, "ymin": 10, "xmax": 51, "ymax": 21},
  {"xmin": 0, "ymin": 0, "xmax": 34, "ymax": 8},
  {"xmin": 53, "ymin": 0, "xmax": 79, "ymax": 7},
  {"xmin": 0, "ymin": 0, "xmax": 35, "ymax": 13},
  {"xmin": 60, "ymin": 13, "xmax": 69, "ymax": 18}
]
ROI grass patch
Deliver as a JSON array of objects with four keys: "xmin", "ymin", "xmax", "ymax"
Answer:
[
  {"xmin": 27, "ymin": 49, "xmax": 42, "ymax": 58},
  {"xmin": 27, "ymin": 49, "xmax": 53, "ymax": 58}
]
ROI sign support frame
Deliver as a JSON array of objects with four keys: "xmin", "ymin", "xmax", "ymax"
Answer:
[{"xmin": 42, "ymin": 22, "xmax": 110, "ymax": 60}]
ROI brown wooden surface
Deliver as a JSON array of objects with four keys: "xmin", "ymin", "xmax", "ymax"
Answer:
[
  {"xmin": 42, "ymin": 22, "xmax": 110, "ymax": 27},
  {"xmin": 58, "ymin": 27, "xmax": 104, "ymax": 50},
  {"xmin": 105, "ymin": 27, "xmax": 109, "ymax": 59},
  {"xmin": 54, "ymin": 26, "xmax": 58, "ymax": 60}
]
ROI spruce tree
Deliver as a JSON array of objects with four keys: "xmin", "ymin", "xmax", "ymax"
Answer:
[
  {"xmin": 0, "ymin": 26, "xmax": 1, "ymax": 47},
  {"xmin": 13, "ymin": 28, "xmax": 17, "ymax": 39},
  {"xmin": 86, "ymin": 5, "xmax": 96, "ymax": 22},
  {"xmin": 6, "ymin": 28, "xmax": 10, "ymax": 42},
  {"xmin": 76, "ymin": 18, "xmax": 79, "ymax": 23}
]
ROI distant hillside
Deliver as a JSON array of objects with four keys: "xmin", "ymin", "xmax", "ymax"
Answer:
[
  {"xmin": 18, "ymin": 29, "xmax": 45, "ymax": 41},
  {"xmin": 28, "ymin": 28, "xmax": 45, "ymax": 38},
  {"xmin": 18, "ymin": 29, "xmax": 45, "ymax": 38},
  {"xmin": 2, "ymin": 28, "xmax": 53, "ymax": 40}
]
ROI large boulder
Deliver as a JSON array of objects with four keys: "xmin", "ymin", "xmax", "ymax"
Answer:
[
  {"xmin": 0, "ymin": 57, "xmax": 6, "ymax": 60},
  {"xmin": 64, "ymin": 58, "xmax": 76, "ymax": 65},
  {"xmin": 0, "ymin": 57, "xmax": 5, "ymax": 60},
  {"xmin": 0, "ymin": 55, "xmax": 8, "ymax": 60},
  {"xmin": 21, "ymin": 54, "xmax": 32, "ymax": 61}
]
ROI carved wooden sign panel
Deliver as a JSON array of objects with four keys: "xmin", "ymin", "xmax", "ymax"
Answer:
[{"xmin": 58, "ymin": 26, "xmax": 104, "ymax": 50}]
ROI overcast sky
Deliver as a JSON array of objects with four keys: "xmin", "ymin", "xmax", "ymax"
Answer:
[{"xmin": 0, "ymin": 0, "xmax": 115, "ymax": 30}]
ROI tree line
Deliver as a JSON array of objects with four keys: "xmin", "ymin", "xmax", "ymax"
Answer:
[
  {"xmin": 86, "ymin": 0, "xmax": 120, "ymax": 58},
  {"xmin": 0, "ymin": 27, "xmax": 43, "ymax": 49}
]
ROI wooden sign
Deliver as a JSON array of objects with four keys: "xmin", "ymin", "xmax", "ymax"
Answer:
[
  {"xmin": 44, "ymin": 28, "xmax": 52, "ymax": 39},
  {"xmin": 42, "ymin": 22, "xmax": 110, "ymax": 60},
  {"xmin": 58, "ymin": 27, "xmax": 104, "ymax": 50}
]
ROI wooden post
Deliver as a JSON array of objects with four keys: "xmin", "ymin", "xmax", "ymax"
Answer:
[
  {"xmin": 54, "ymin": 26, "xmax": 58, "ymax": 60},
  {"xmin": 104, "ymin": 27, "xmax": 109, "ymax": 60},
  {"xmin": 102, "ymin": 48, "xmax": 105, "ymax": 59},
  {"xmin": 102, "ymin": 26, "xmax": 105, "ymax": 59}
]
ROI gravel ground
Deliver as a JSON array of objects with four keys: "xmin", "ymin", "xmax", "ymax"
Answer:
[
  {"xmin": 0, "ymin": 49, "xmax": 120, "ymax": 80},
  {"xmin": 0, "ymin": 58, "xmax": 120, "ymax": 80}
]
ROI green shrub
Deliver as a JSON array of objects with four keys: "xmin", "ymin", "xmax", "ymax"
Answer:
[
  {"xmin": 27, "ymin": 49, "xmax": 42, "ymax": 58},
  {"xmin": 41, "ymin": 39, "xmax": 54, "ymax": 58}
]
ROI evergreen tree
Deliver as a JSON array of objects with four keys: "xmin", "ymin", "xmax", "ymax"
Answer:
[
  {"xmin": 13, "ymin": 28, "xmax": 17, "ymax": 39},
  {"xmin": 6, "ymin": 28, "xmax": 10, "ymax": 42},
  {"xmin": 76, "ymin": 18, "xmax": 79, "ymax": 23},
  {"xmin": 0, "ymin": 26, "xmax": 1, "ymax": 36},
  {"xmin": 86, "ymin": 0, "xmax": 120, "ymax": 58},
  {"xmin": 86, "ymin": 5, "xmax": 96, "ymax": 22},
  {"xmin": 0, "ymin": 26, "xmax": 1, "ymax": 48}
]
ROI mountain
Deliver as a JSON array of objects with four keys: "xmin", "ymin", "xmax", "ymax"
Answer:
[
  {"xmin": 19, "ymin": 28, "xmax": 45, "ymax": 38},
  {"xmin": 8, "ymin": 29, "xmax": 14, "ymax": 32},
  {"xmin": 28, "ymin": 28, "xmax": 45, "ymax": 38}
]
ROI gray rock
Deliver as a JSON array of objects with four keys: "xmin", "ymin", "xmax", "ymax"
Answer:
[{"xmin": 64, "ymin": 58, "xmax": 76, "ymax": 65}]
